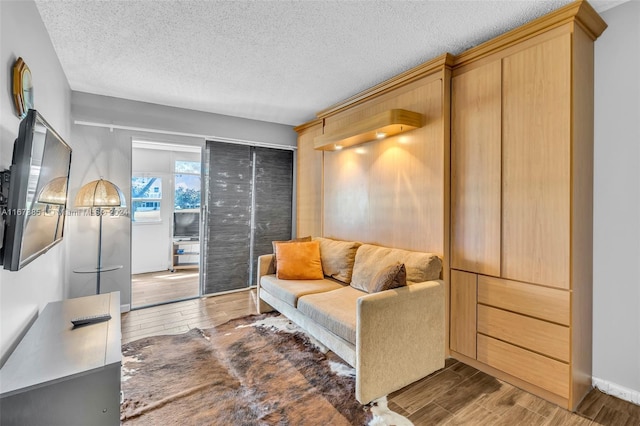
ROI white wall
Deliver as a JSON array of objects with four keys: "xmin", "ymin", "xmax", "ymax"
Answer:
[
  {"xmin": 0, "ymin": 0, "xmax": 72, "ymax": 365},
  {"xmin": 67, "ymin": 92, "xmax": 297, "ymax": 308},
  {"xmin": 593, "ymin": 0, "xmax": 640, "ymax": 402}
]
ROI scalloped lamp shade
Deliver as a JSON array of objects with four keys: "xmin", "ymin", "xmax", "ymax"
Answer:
[
  {"xmin": 75, "ymin": 179, "xmax": 126, "ymax": 208},
  {"xmin": 37, "ymin": 177, "xmax": 69, "ymax": 205}
]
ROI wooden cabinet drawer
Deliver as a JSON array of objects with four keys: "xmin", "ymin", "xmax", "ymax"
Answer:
[
  {"xmin": 478, "ymin": 275, "xmax": 569, "ymax": 325},
  {"xmin": 477, "ymin": 305, "xmax": 569, "ymax": 362},
  {"xmin": 477, "ymin": 334, "xmax": 569, "ymax": 398}
]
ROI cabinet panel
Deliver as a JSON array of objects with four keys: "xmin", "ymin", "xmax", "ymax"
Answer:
[
  {"xmin": 297, "ymin": 123, "xmax": 324, "ymax": 238},
  {"xmin": 450, "ymin": 270, "xmax": 477, "ymax": 358},
  {"xmin": 478, "ymin": 305, "xmax": 570, "ymax": 362},
  {"xmin": 477, "ymin": 334, "xmax": 569, "ymax": 398},
  {"xmin": 502, "ymin": 34, "xmax": 571, "ymax": 289},
  {"xmin": 478, "ymin": 275, "xmax": 570, "ymax": 326},
  {"xmin": 323, "ymin": 78, "xmax": 444, "ymax": 254},
  {"xmin": 451, "ymin": 61, "xmax": 502, "ymax": 275}
]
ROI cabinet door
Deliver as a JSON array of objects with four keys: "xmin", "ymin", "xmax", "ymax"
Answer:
[
  {"xmin": 451, "ymin": 61, "xmax": 502, "ymax": 276},
  {"xmin": 450, "ymin": 270, "xmax": 477, "ymax": 358},
  {"xmin": 297, "ymin": 123, "xmax": 324, "ymax": 238},
  {"xmin": 502, "ymin": 34, "xmax": 571, "ymax": 289}
]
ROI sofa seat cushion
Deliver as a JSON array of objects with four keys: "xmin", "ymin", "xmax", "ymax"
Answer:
[
  {"xmin": 297, "ymin": 286, "xmax": 364, "ymax": 345},
  {"xmin": 260, "ymin": 275, "xmax": 344, "ymax": 308}
]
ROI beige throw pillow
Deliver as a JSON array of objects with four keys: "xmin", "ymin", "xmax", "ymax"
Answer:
[
  {"xmin": 315, "ymin": 237, "xmax": 361, "ymax": 284},
  {"xmin": 367, "ymin": 263, "xmax": 407, "ymax": 293}
]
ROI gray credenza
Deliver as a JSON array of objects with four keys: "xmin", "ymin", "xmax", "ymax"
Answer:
[{"xmin": 0, "ymin": 292, "xmax": 121, "ymax": 426}]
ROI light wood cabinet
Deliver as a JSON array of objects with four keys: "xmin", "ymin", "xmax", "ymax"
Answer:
[
  {"xmin": 294, "ymin": 120, "xmax": 324, "ymax": 238},
  {"xmin": 451, "ymin": 60, "xmax": 502, "ymax": 276},
  {"xmin": 292, "ymin": 0, "xmax": 604, "ymax": 413},
  {"xmin": 449, "ymin": 1, "xmax": 606, "ymax": 411},
  {"xmin": 502, "ymin": 34, "xmax": 572, "ymax": 289},
  {"xmin": 450, "ymin": 270, "xmax": 477, "ymax": 359}
]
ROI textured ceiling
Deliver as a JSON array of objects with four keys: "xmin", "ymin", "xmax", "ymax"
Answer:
[{"xmin": 35, "ymin": 0, "xmax": 625, "ymax": 126}]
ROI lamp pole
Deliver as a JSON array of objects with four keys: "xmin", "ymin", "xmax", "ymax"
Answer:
[{"xmin": 97, "ymin": 207, "xmax": 103, "ymax": 294}]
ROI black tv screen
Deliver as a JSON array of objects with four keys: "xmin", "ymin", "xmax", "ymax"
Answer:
[
  {"xmin": 2, "ymin": 110, "xmax": 72, "ymax": 271},
  {"xmin": 173, "ymin": 210, "xmax": 199, "ymax": 239}
]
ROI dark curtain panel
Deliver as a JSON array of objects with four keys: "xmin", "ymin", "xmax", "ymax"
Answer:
[
  {"xmin": 203, "ymin": 142, "xmax": 293, "ymax": 294},
  {"xmin": 251, "ymin": 147, "xmax": 294, "ymax": 285},
  {"xmin": 204, "ymin": 142, "xmax": 252, "ymax": 294}
]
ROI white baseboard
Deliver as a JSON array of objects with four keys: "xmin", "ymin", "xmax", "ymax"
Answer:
[
  {"xmin": 120, "ymin": 304, "xmax": 131, "ymax": 313},
  {"xmin": 593, "ymin": 377, "xmax": 640, "ymax": 405}
]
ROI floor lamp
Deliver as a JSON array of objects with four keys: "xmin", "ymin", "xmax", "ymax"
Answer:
[{"xmin": 75, "ymin": 178, "xmax": 126, "ymax": 294}]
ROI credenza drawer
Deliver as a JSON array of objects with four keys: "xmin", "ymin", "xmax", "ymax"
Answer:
[
  {"xmin": 477, "ymin": 334, "xmax": 569, "ymax": 398},
  {"xmin": 477, "ymin": 275, "xmax": 570, "ymax": 325},
  {"xmin": 477, "ymin": 305, "xmax": 570, "ymax": 362}
]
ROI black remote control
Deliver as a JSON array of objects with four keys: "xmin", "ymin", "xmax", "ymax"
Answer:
[{"xmin": 71, "ymin": 313, "xmax": 112, "ymax": 327}]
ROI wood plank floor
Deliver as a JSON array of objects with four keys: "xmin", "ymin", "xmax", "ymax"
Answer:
[
  {"xmin": 120, "ymin": 291, "xmax": 640, "ymax": 425},
  {"xmin": 122, "ymin": 289, "xmax": 256, "ymax": 343},
  {"xmin": 131, "ymin": 269, "xmax": 200, "ymax": 308}
]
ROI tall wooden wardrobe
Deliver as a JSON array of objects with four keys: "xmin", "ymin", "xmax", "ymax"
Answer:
[
  {"xmin": 449, "ymin": 1, "xmax": 606, "ymax": 410},
  {"xmin": 294, "ymin": 0, "xmax": 606, "ymax": 411}
]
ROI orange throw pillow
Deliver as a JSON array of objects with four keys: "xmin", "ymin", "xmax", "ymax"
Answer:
[
  {"xmin": 271, "ymin": 236, "xmax": 312, "ymax": 272},
  {"xmin": 275, "ymin": 241, "xmax": 324, "ymax": 280}
]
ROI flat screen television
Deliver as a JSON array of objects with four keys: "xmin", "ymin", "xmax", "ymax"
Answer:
[
  {"xmin": 173, "ymin": 210, "xmax": 199, "ymax": 240},
  {"xmin": 2, "ymin": 110, "xmax": 72, "ymax": 271}
]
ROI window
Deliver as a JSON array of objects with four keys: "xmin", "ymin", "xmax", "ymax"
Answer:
[
  {"xmin": 174, "ymin": 161, "xmax": 200, "ymax": 211},
  {"xmin": 175, "ymin": 161, "xmax": 200, "ymax": 174},
  {"xmin": 131, "ymin": 176, "xmax": 162, "ymax": 222}
]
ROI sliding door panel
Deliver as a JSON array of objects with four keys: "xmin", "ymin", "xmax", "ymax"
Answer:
[
  {"xmin": 251, "ymin": 148, "xmax": 294, "ymax": 285},
  {"xmin": 203, "ymin": 142, "xmax": 294, "ymax": 294},
  {"xmin": 203, "ymin": 142, "xmax": 252, "ymax": 294}
]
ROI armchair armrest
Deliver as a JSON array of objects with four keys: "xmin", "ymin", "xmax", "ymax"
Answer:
[
  {"xmin": 356, "ymin": 280, "xmax": 445, "ymax": 403},
  {"xmin": 256, "ymin": 254, "xmax": 276, "ymax": 313}
]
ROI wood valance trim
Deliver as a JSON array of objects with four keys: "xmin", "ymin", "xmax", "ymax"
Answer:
[
  {"xmin": 313, "ymin": 109, "xmax": 423, "ymax": 151},
  {"xmin": 316, "ymin": 53, "xmax": 454, "ymax": 119},
  {"xmin": 453, "ymin": 0, "xmax": 607, "ymax": 68},
  {"xmin": 294, "ymin": 118, "xmax": 323, "ymax": 134}
]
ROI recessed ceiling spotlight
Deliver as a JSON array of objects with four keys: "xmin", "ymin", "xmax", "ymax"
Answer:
[{"xmin": 376, "ymin": 132, "xmax": 387, "ymax": 139}]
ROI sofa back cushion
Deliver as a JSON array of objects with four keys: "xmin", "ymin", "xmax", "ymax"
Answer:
[
  {"xmin": 350, "ymin": 244, "xmax": 442, "ymax": 292},
  {"xmin": 315, "ymin": 237, "xmax": 361, "ymax": 284}
]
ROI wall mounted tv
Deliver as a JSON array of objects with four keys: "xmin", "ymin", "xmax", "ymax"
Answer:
[
  {"xmin": 2, "ymin": 110, "xmax": 72, "ymax": 271},
  {"xmin": 173, "ymin": 210, "xmax": 199, "ymax": 240}
]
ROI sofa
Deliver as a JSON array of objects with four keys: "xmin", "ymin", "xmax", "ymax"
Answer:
[{"xmin": 256, "ymin": 237, "xmax": 445, "ymax": 404}]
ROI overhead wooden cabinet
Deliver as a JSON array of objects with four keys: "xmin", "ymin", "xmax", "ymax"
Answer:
[{"xmin": 449, "ymin": 1, "xmax": 606, "ymax": 411}]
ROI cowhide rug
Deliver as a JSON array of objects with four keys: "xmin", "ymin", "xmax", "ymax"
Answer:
[{"xmin": 121, "ymin": 313, "xmax": 412, "ymax": 425}]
